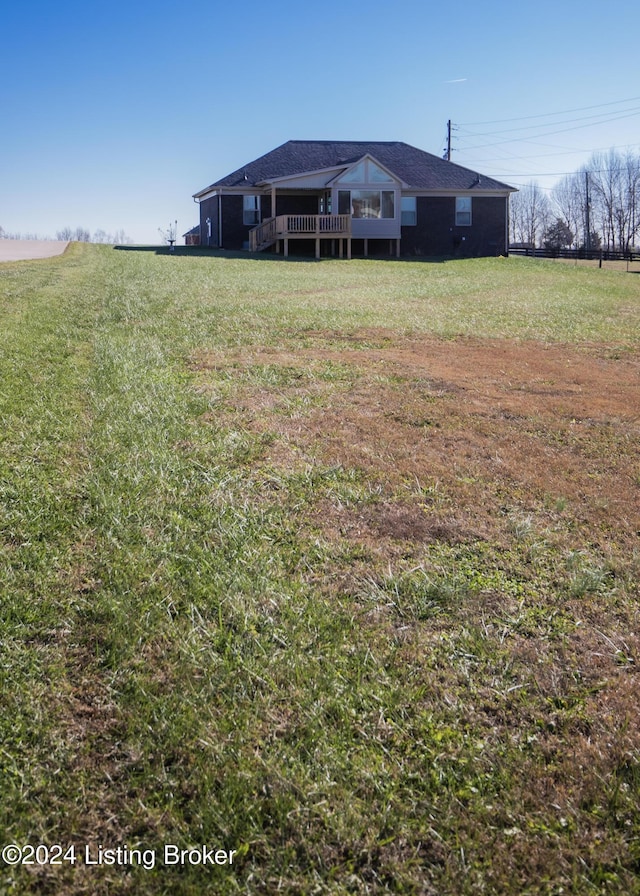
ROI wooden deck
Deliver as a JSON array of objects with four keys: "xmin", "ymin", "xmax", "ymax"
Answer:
[{"xmin": 249, "ymin": 214, "xmax": 352, "ymax": 258}]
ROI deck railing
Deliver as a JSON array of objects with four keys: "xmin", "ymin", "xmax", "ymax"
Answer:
[
  {"xmin": 282, "ymin": 214, "xmax": 351, "ymax": 234},
  {"xmin": 250, "ymin": 214, "xmax": 351, "ymax": 250},
  {"xmin": 249, "ymin": 217, "xmax": 278, "ymax": 251}
]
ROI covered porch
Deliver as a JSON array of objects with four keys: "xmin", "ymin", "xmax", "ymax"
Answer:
[{"xmin": 247, "ymin": 164, "xmax": 402, "ymax": 258}]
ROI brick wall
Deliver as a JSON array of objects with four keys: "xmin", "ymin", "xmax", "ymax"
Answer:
[
  {"xmin": 198, "ymin": 195, "xmax": 219, "ymax": 248},
  {"xmin": 401, "ymin": 196, "xmax": 507, "ymax": 257}
]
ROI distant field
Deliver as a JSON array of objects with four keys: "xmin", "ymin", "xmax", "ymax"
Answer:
[{"xmin": 1, "ymin": 244, "xmax": 639, "ymax": 895}]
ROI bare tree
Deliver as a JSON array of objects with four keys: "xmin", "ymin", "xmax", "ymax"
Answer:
[
  {"xmin": 56, "ymin": 226, "xmax": 132, "ymax": 245},
  {"xmin": 588, "ymin": 150, "xmax": 640, "ymax": 252},
  {"xmin": 551, "ymin": 171, "xmax": 585, "ymax": 249},
  {"xmin": 509, "ymin": 181, "xmax": 552, "ymax": 247}
]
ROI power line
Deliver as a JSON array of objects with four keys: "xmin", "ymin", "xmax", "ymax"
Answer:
[
  {"xmin": 459, "ymin": 109, "xmax": 640, "ymax": 150},
  {"xmin": 448, "ymin": 96, "xmax": 640, "ymax": 191},
  {"xmin": 461, "ymin": 140, "xmax": 640, "ymax": 164},
  {"xmin": 459, "ymin": 160, "xmax": 639, "ymax": 188},
  {"xmin": 460, "ymin": 94, "xmax": 640, "ymax": 127}
]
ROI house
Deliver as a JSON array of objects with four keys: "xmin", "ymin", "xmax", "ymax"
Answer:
[
  {"xmin": 193, "ymin": 140, "xmax": 516, "ymax": 259},
  {"xmin": 183, "ymin": 225, "xmax": 200, "ymax": 246}
]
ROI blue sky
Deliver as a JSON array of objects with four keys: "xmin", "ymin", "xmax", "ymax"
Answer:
[{"xmin": 2, "ymin": 0, "xmax": 639, "ymax": 243}]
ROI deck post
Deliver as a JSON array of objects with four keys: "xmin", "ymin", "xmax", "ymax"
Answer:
[{"xmin": 315, "ymin": 237, "xmax": 320, "ymax": 259}]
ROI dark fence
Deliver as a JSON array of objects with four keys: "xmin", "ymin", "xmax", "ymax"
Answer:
[{"xmin": 509, "ymin": 246, "xmax": 640, "ymax": 264}]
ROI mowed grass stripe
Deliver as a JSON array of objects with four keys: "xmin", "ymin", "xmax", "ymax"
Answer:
[{"xmin": 1, "ymin": 245, "xmax": 98, "ymax": 849}]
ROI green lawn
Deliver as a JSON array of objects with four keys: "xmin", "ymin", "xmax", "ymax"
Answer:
[{"xmin": 1, "ymin": 244, "xmax": 639, "ymax": 895}]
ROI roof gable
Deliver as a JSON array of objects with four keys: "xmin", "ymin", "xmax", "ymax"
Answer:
[
  {"xmin": 194, "ymin": 140, "xmax": 515, "ymax": 196},
  {"xmin": 330, "ymin": 154, "xmax": 403, "ymax": 187}
]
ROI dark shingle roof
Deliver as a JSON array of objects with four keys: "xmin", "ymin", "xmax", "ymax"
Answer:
[{"xmin": 195, "ymin": 140, "xmax": 514, "ymax": 194}]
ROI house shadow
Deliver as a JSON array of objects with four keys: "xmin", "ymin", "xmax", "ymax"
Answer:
[
  {"xmin": 113, "ymin": 245, "xmax": 310, "ymax": 262},
  {"xmin": 113, "ymin": 245, "xmax": 458, "ymax": 264},
  {"xmin": 113, "ymin": 245, "xmax": 227, "ymax": 258}
]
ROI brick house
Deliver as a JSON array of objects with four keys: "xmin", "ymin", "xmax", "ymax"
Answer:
[
  {"xmin": 183, "ymin": 225, "xmax": 200, "ymax": 246},
  {"xmin": 193, "ymin": 140, "xmax": 516, "ymax": 259}
]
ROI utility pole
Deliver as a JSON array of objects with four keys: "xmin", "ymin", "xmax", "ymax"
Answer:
[
  {"xmin": 585, "ymin": 170, "xmax": 591, "ymax": 255},
  {"xmin": 445, "ymin": 120, "xmax": 452, "ymax": 161}
]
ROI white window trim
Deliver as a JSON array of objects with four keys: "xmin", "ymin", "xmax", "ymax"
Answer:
[
  {"xmin": 401, "ymin": 196, "xmax": 417, "ymax": 226},
  {"xmin": 243, "ymin": 195, "xmax": 261, "ymax": 226},
  {"xmin": 455, "ymin": 196, "xmax": 472, "ymax": 227}
]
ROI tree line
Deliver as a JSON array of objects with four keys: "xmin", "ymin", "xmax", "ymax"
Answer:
[
  {"xmin": 56, "ymin": 227, "xmax": 132, "ymax": 244},
  {"xmin": 509, "ymin": 148, "xmax": 640, "ymax": 253},
  {"xmin": 0, "ymin": 225, "xmax": 132, "ymax": 244}
]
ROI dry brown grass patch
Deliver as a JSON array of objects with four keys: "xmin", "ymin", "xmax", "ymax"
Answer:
[{"xmin": 194, "ymin": 331, "xmax": 639, "ymax": 566}]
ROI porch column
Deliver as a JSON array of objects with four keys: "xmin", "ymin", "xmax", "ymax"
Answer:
[{"xmin": 271, "ymin": 185, "xmax": 277, "ymax": 218}]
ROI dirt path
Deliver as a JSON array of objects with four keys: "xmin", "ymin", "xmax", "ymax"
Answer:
[{"xmin": 0, "ymin": 239, "xmax": 69, "ymax": 261}]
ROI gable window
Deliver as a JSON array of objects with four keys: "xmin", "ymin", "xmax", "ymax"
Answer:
[
  {"xmin": 243, "ymin": 195, "xmax": 261, "ymax": 226},
  {"xmin": 368, "ymin": 161, "xmax": 395, "ymax": 183},
  {"xmin": 339, "ymin": 158, "xmax": 395, "ymax": 184},
  {"xmin": 338, "ymin": 190, "xmax": 395, "ymax": 219},
  {"xmin": 401, "ymin": 197, "xmax": 417, "ymax": 226},
  {"xmin": 455, "ymin": 196, "xmax": 472, "ymax": 226},
  {"xmin": 340, "ymin": 160, "xmax": 367, "ymax": 183}
]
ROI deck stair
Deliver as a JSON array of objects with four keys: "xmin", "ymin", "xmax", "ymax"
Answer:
[{"xmin": 249, "ymin": 215, "xmax": 351, "ymax": 257}]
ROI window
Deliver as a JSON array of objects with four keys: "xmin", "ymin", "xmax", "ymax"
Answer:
[
  {"xmin": 401, "ymin": 197, "xmax": 417, "ymax": 226},
  {"xmin": 339, "ymin": 158, "xmax": 394, "ymax": 184},
  {"xmin": 340, "ymin": 160, "xmax": 367, "ymax": 183},
  {"xmin": 455, "ymin": 196, "xmax": 472, "ymax": 226},
  {"xmin": 338, "ymin": 190, "xmax": 395, "ymax": 219},
  {"xmin": 243, "ymin": 195, "xmax": 260, "ymax": 226},
  {"xmin": 368, "ymin": 161, "xmax": 394, "ymax": 183},
  {"xmin": 319, "ymin": 193, "xmax": 332, "ymax": 214},
  {"xmin": 381, "ymin": 191, "xmax": 394, "ymax": 218}
]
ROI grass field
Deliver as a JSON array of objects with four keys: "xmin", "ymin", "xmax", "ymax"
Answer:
[{"xmin": 1, "ymin": 244, "xmax": 639, "ymax": 895}]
